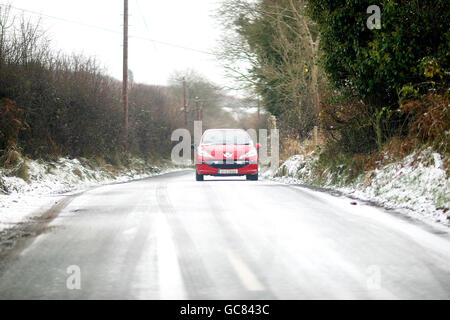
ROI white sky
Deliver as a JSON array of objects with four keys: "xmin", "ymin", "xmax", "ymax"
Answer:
[{"xmin": 7, "ymin": 0, "xmax": 229, "ymax": 87}]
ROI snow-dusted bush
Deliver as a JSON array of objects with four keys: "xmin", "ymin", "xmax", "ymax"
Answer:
[{"xmin": 270, "ymin": 147, "xmax": 449, "ymax": 225}]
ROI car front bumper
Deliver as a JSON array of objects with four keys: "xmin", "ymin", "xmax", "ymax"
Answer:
[{"xmin": 196, "ymin": 160, "xmax": 258, "ymax": 175}]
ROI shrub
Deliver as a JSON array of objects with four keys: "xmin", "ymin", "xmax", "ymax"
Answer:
[
  {"xmin": 0, "ymin": 8, "xmax": 182, "ymax": 163},
  {"xmin": 10, "ymin": 161, "xmax": 30, "ymax": 183},
  {"xmin": 310, "ymin": 143, "xmax": 359, "ymax": 185},
  {"xmin": 0, "ymin": 99, "xmax": 29, "ymax": 151},
  {"xmin": 401, "ymin": 93, "xmax": 450, "ymax": 153},
  {"xmin": 306, "ymin": 0, "xmax": 450, "ymax": 109},
  {"xmin": 72, "ymin": 168, "xmax": 84, "ymax": 180},
  {"xmin": 319, "ymin": 92, "xmax": 378, "ymax": 154}
]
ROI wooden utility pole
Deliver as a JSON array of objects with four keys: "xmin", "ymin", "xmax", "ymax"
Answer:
[
  {"xmin": 313, "ymin": 125, "xmax": 318, "ymax": 147},
  {"xmin": 195, "ymin": 97, "xmax": 200, "ymax": 121},
  {"xmin": 122, "ymin": 0, "xmax": 129, "ymax": 149},
  {"xmin": 257, "ymin": 99, "xmax": 261, "ymax": 119},
  {"xmin": 182, "ymin": 77, "xmax": 187, "ymax": 126}
]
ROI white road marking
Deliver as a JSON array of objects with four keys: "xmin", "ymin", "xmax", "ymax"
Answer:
[
  {"xmin": 227, "ymin": 250, "xmax": 265, "ymax": 291},
  {"xmin": 156, "ymin": 211, "xmax": 186, "ymax": 299}
]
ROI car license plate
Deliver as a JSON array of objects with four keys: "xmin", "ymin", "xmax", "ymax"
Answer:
[{"xmin": 219, "ymin": 169, "xmax": 238, "ymax": 174}]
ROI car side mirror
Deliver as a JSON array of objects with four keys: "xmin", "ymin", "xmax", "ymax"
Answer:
[
  {"xmin": 191, "ymin": 144, "xmax": 197, "ymax": 150},
  {"xmin": 256, "ymin": 143, "xmax": 261, "ymax": 149}
]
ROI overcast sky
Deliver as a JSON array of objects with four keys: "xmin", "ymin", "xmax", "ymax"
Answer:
[{"xmin": 7, "ymin": 0, "xmax": 229, "ymax": 87}]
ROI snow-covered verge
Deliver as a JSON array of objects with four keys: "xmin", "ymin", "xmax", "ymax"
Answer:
[
  {"xmin": 0, "ymin": 157, "xmax": 185, "ymax": 231},
  {"xmin": 264, "ymin": 147, "xmax": 450, "ymax": 226}
]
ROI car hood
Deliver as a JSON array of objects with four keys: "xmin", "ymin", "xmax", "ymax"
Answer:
[{"xmin": 199, "ymin": 144, "xmax": 254, "ymax": 159}]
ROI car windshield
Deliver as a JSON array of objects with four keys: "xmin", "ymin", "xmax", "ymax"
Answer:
[{"xmin": 202, "ymin": 130, "xmax": 251, "ymax": 145}]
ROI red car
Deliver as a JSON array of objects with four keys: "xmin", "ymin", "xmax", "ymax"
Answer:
[{"xmin": 194, "ymin": 129, "xmax": 260, "ymax": 181}]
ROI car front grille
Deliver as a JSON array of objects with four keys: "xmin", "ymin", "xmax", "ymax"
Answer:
[{"xmin": 205, "ymin": 159, "xmax": 249, "ymax": 169}]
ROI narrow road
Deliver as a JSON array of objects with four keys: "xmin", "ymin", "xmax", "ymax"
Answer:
[{"xmin": 0, "ymin": 170, "xmax": 449, "ymax": 299}]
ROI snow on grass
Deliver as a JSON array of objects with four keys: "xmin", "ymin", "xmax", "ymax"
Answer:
[
  {"xmin": 266, "ymin": 148, "xmax": 450, "ymax": 226},
  {"xmin": 346, "ymin": 149, "xmax": 449, "ymax": 223},
  {"xmin": 0, "ymin": 193, "xmax": 61, "ymax": 231},
  {"xmin": 0, "ymin": 157, "xmax": 184, "ymax": 232}
]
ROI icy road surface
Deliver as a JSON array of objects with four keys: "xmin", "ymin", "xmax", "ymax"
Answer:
[{"xmin": 0, "ymin": 170, "xmax": 449, "ymax": 299}]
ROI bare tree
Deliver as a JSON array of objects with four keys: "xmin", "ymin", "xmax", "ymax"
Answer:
[
  {"xmin": 216, "ymin": 0, "xmax": 324, "ymax": 137},
  {"xmin": 0, "ymin": 4, "xmax": 15, "ymax": 64}
]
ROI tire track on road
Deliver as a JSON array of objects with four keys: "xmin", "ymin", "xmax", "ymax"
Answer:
[
  {"xmin": 155, "ymin": 182, "xmax": 214, "ymax": 299},
  {"xmin": 202, "ymin": 182, "xmax": 277, "ymax": 299},
  {"xmin": 0, "ymin": 195, "xmax": 76, "ymax": 270}
]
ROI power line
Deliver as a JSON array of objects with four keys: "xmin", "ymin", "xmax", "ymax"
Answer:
[
  {"xmin": 1, "ymin": 4, "xmax": 121, "ymax": 35},
  {"xmin": 129, "ymin": 34, "xmax": 215, "ymax": 55},
  {"xmin": 135, "ymin": 0, "xmax": 150, "ymax": 33},
  {"xmin": 134, "ymin": 0, "xmax": 158, "ymax": 52},
  {"xmin": 0, "ymin": 3, "xmax": 215, "ymax": 56}
]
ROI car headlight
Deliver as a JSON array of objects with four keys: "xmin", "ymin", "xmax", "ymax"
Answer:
[
  {"xmin": 197, "ymin": 148, "xmax": 212, "ymax": 158},
  {"xmin": 239, "ymin": 148, "xmax": 257, "ymax": 159}
]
